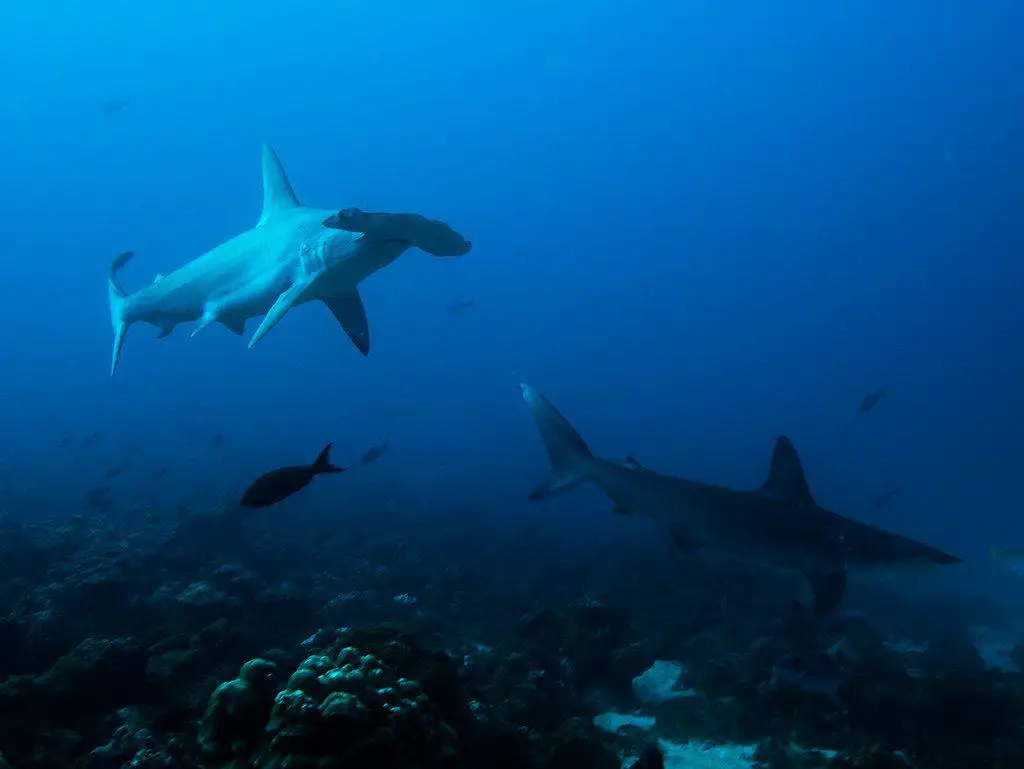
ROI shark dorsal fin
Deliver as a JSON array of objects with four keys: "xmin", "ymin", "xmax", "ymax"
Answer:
[
  {"xmin": 258, "ymin": 143, "xmax": 300, "ymax": 225},
  {"xmin": 761, "ymin": 436, "xmax": 814, "ymax": 506}
]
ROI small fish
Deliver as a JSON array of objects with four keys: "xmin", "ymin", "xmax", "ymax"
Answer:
[
  {"xmin": 991, "ymin": 548, "xmax": 1024, "ymax": 577},
  {"xmin": 99, "ymin": 97, "xmax": 131, "ymax": 116},
  {"xmin": 868, "ymin": 484, "xmax": 902, "ymax": 511},
  {"xmin": 633, "ymin": 743, "xmax": 664, "ymax": 769},
  {"xmin": 103, "ymin": 460, "xmax": 131, "ymax": 479},
  {"xmin": 85, "ymin": 485, "xmax": 114, "ymax": 512},
  {"xmin": 857, "ymin": 388, "xmax": 887, "ymax": 415},
  {"xmin": 212, "ymin": 434, "xmax": 226, "ymax": 448},
  {"xmin": 446, "ymin": 299, "xmax": 475, "ymax": 315},
  {"xmin": 360, "ymin": 440, "xmax": 388, "ymax": 466},
  {"xmin": 58, "ymin": 435, "xmax": 74, "ymax": 448},
  {"xmin": 771, "ymin": 640, "xmax": 851, "ymax": 704},
  {"xmin": 240, "ymin": 443, "xmax": 345, "ymax": 509}
]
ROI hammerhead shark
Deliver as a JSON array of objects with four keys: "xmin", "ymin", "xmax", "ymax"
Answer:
[
  {"xmin": 519, "ymin": 384, "xmax": 962, "ymax": 614},
  {"xmin": 107, "ymin": 144, "xmax": 472, "ymax": 375}
]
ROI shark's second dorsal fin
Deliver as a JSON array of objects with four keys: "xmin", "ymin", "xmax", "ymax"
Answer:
[
  {"xmin": 258, "ymin": 143, "xmax": 300, "ymax": 225},
  {"xmin": 761, "ymin": 436, "xmax": 814, "ymax": 506}
]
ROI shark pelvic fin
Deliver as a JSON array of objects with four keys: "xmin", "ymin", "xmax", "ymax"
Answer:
[
  {"xmin": 323, "ymin": 290, "xmax": 370, "ymax": 356},
  {"xmin": 248, "ymin": 280, "xmax": 310, "ymax": 348},
  {"xmin": 190, "ymin": 306, "xmax": 221, "ymax": 338},
  {"xmin": 803, "ymin": 567, "xmax": 848, "ymax": 615},
  {"xmin": 156, "ymin": 324, "xmax": 176, "ymax": 339},
  {"xmin": 108, "ymin": 250, "xmax": 134, "ymax": 376},
  {"xmin": 258, "ymin": 144, "xmax": 300, "ymax": 225},
  {"xmin": 219, "ymin": 317, "xmax": 246, "ymax": 336},
  {"xmin": 761, "ymin": 436, "xmax": 814, "ymax": 506}
]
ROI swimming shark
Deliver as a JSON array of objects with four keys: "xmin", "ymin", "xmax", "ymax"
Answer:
[
  {"xmin": 519, "ymin": 384, "xmax": 962, "ymax": 614},
  {"xmin": 107, "ymin": 144, "xmax": 472, "ymax": 375}
]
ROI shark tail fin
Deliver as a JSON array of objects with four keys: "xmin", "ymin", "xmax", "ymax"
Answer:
[
  {"xmin": 520, "ymin": 384, "xmax": 595, "ymax": 500},
  {"xmin": 311, "ymin": 443, "xmax": 345, "ymax": 475},
  {"xmin": 108, "ymin": 251, "xmax": 135, "ymax": 376}
]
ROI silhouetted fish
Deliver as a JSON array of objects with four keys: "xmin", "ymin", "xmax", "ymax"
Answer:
[
  {"xmin": 99, "ymin": 98, "xmax": 131, "ymax": 116},
  {"xmin": 771, "ymin": 640, "xmax": 851, "ymax": 704},
  {"xmin": 212, "ymin": 433, "xmax": 226, "ymax": 448},
  {"xmin": 103, "ymin": 460, "xmax": 131, "ymax": 479},
  {"xmin": 58, "ymin": 435, "xmax": 74, "ymax": 448},
  {"xmin": 991, "ymin": 548, "xmax": 1024, "ymax": 577},
  {"xmin": 240, "ymin": 443, "xmax": 345, "ymax": 508},
  {"xmin": 868, "ymin": 484, "xmax": 901, "ymax": 511},
  {"xmin": 857, "ymin": 388, "xmax": 887, "ymax": 415},
  {"xmin": 634, "ymin": 743, "xmax": 664, "ymax": 769},
  {"xmin": 85, "ymin": 485, "xmax": 113, "ymax": 512},
  {"xmin": 446, "ymin": 299, "xmax": 475, "ymax": 315},
  {"xmin": 360, "ymin": 440, "xmax": 388, "ymax": 465}
]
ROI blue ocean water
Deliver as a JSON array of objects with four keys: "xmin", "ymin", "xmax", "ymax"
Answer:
[{"xmin": 0, "ymin": 0, "xmax": 1022, "ymax": 610}]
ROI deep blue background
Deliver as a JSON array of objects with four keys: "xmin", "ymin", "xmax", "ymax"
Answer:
[{"xmin": 0, "ymin": 2, "xmax": 1021, "ymax": 603}]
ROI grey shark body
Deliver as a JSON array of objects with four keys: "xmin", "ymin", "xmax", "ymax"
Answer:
[
  {"xmin": 520, "ymin": 384, "xmax": 962, "ymax": 614},
  {"xmin": 107, "ymin": 144, "xmax": 471, "ymax": 375}
]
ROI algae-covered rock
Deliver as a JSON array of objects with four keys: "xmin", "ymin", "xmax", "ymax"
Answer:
[{"xmin": 198, "ymin": 658, "xmax": 280, "ymax": 764}]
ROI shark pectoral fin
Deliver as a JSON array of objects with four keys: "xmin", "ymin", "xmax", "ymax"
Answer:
[
  {"xmin": 803, "ymin": 567, "xmax": 848, "ymax": 615},
  {"xmin": 249, "ymin": 281, "xmax": 308, "ymax": 348},
  {"xmin": 323, "ymin": 290, "xmax": 370, "ymax": 356},
  {"xmin": 219, "ymin": 317, "xmax": 246, "ymax": 336}
]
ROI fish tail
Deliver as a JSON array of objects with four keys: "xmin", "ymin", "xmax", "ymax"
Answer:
[
  {"xmin": 312, "ymin": 442, "xmax": 345, "ymax": 474},
  {"xmin": 108, "ymin": 251, "xmax": 135, "ymax": 376},
  {"xmin": 519, "ymin": 383, "xmax": 596, "ymax": 500}
]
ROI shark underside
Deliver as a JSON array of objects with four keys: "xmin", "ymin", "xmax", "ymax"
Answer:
[
  {"xmin": 107, "ymin": 144, "xmax": 472, "ymax": 375},
  {"xmin": 519, "ymin": 384, "xmax": 962, "ymax": 614}
]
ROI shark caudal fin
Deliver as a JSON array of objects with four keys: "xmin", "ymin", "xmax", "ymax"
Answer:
[
  {"xmin": 519, "ymin": 384, "xmax": 596, "ymax": 500},
  {"xmin": 108, "ymin": 251, "xmax": 135, "ymax": 376}
]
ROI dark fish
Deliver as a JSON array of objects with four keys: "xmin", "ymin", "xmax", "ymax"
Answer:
[
  {"xmin": 103, "ymin": 460, "xmax": 131, "ymax": 479},
  {"xmin": 82, "ymin": 433, "xmax": 100, "ymax": 448},
  {"xmin": 85, "ymin": 485, "xmax": 113, "ymax": 512},
  {"xmin": 212, "ymin": 434, "xmax": 226, "ymax": 448},
  {"xmin": 152, "ymin": 466, "xmax": 168, "ymax": 479},
  {"xmin": 360, "ymin": 440, "xmax": 388, "ymax": 465},
  {"xmin": 59, "ymin": 435, "xmax": 74, "ymax": 448},
  {"xmin": 446, "ymin": 299, "xmax": 475, "ymax": 315},
  {"xmin": 771, "ymin": 640, "xmax": 850, "ymax": 703},
  {"xmin": 868, "ymin": 484, "xmax": 901, "ymax": 511},
  {"xmin": 634, "ymin": 743, "xmax": 664, "ymax": 769},
  {"xmin": 99, "ymin": 98, "xmax": 131, "ymax": 116},
  {"xmin": 857, "ymin": 388, "xmax": 887, "ymax": 415},
  {"xmin": 240, "ymin": 443, "xmax": 345, "ymax": 509}
]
